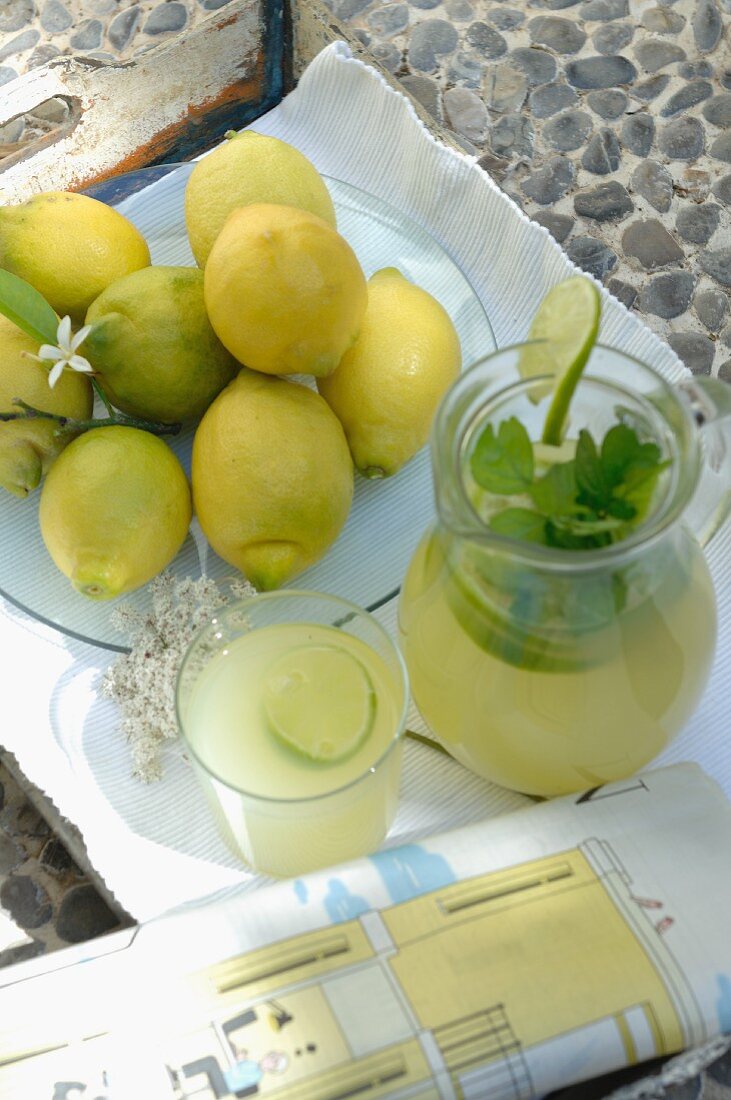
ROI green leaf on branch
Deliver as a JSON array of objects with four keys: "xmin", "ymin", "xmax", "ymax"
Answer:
[
  {"xmin": 470, "ymin": 417, "xmax": 534, "ymax": 495},
  {"xmin": 0, "ymin": 270, "xmax": 58, "ymax": 346},
  {"xmin": 489, "ymin": 507, "xmax": 548, "ymax": 545}
]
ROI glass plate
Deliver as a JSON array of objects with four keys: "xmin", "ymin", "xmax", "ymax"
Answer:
[{"xmin": 0, "ymin": 164, "xmax": 495, "ymax": 650}]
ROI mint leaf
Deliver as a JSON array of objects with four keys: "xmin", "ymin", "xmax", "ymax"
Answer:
[
  {"xmin": 470, "ymin": 417, "xmax": 534, "ymax": 495},
  {"xmin": 489, "ymin": 507, "xmax": 548, "ymax": 545},
  {"xmin": 0, "ymin": 269, "xmax": 58, "ymax": 345},
  {"xmin": 601, "ymin": 423, "xmax": 662, "ymax": 487},
  {"xmin": 530, "ymin": 460, "xmax": 577, "ymax": 517},
  {"xmin": 575, "ymin": 429, "xmax": 612, "ymax": 510}
]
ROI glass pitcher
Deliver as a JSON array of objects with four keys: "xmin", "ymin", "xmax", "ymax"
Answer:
[{"xmin": 398, "ymin": 344, "xmax": 731, "ymax": 798}]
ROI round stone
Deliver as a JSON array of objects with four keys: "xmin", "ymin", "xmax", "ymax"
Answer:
[
  {"xmin": 661, "ymin": 81, "xmax": 713, "ymax": 118},
  {"xmin": 108, "ymin": 5, "xmax": 141, "ymax": 50},
  {"xmin": 710, "ymin": 133, "xmax": 731, "ymax": 163},
  {"xmin": 351, "ymin": 27, "xmax": 371, "ymax": 45},
  {"xmin": 528, "ymin": 15, "xmax": 586, "ymax": 52},
  {"xmin": 521, "ymin": 155, "xmax": 575, "ymax": 203},
  {"xmin": 676, "ymin": 203, "xmax": 721, "ymax": 244},
  {"xmin": 641, "ymin": 7, "xmax": 685, "ymax": 31},
  {"xmin": 694, "ymin": 287, "xmax": 728, "ymax": 332},
  {"xmin": 530, "ymin": 81, "xmax": 578, "ymax": 118},
  {"xmin": 466, "ymin": 21, "xmax": 507, "ymax": 57},
  {"xmin": 580, "ymin": 0, "xmax": 628, "ymax": 19},
  {"xmin": 401, "ymin": 75, "xmax": 441, "ymax": 118},
  {"xmin": 89, "ymin": 0, "xmax": 117, "ymax": 10},
  {"xmin": 509, "ymin": 47, "xmax": 557, "ymax": 86},
  {"xmin": 331, "ymin": 0, "xmax": 370, "ymax": 15},
  {"xmin": 489, "ymin": 8, "xmax": 524, "ymax": 29},
  {"xmin": 632, "ymin": 74, "xmax": 670, "ymax": 101},
  {"xmin": 634, "ymin": 39, "xmax": 686, "ymax": 73},
  {"xmin": 631, "ymin": 160, "xmax": 674, "ymax": 212},
  {"xmin": 531, "ymin": 210, "xmax": 575, "ymax": 242},
  {"xmin": 699, "ymin": 249, "xmax": 731, "ymax": 286},
  {"xmin": 0, "ymin": 0, "xmax": 34, "ymax": 33},
  {"xmin": 27, "ymin": 43, "xmax": 60, "ymax": 67},
  {"xmin": 659, "ymin": 116, "xmax": 705, "ymax": 160},
  {"xmin": 447, "ymin": 52, "xmax": 484, "ymax": 88},
  {"xmin": 144, "ymin": 2, "xmax": 188, "ymax": 34},
  {"xmin": 485, "ymin": 62, "xmax": 528, "ymax": 112},
  {"xmin": 566, "ymin": 236, "xmax": 618, "ymax": 279},
  {"xmin": 638, "ymin": 272, "xmax": 695, "ymax": 317},
  {"xmin": 680, "ymin": 168, "xmax": 711, "ymax": 199},
  {"xmin": 0, "ymin": 28, "xmax": 40, "ymax": 62},
  {"xmin": 538, "ymin": 0, "xmax": 582, "ymax": 9},
  {"xmin": 693, "ymin": 0, "xmax": 722, "ymax": 53},
  {"xmin": 622, "ymin": 113, "xmax": 655, "ymax": 156},
  {"xmin": 721, "ymin": 67, "xmax": 731, "ymax": 90},
  {"xmin": 607, "ymin": 278, "xmax": 638, "ymax": 308},
  {"xmin": 0, "ymin": 66, "xmax": 18, "ymax": 85},
  {"xmin": 707, "ymin": 1054, "xmax": 731, "ymax": 1088},
  {"xmin": 490, "ymin": 113, "xmax": 534, "ymax": 157},
  {"xmin": 412, "ymin": 0, "xmax": 441, "ymax": 9},
  {"xmin": 704, "ymin": 95, "xmax": 731, "ymax": 128},
  {"xmin": 370, "ymin": 42, "xmax": 401, "ymax": 71},
  {"xmin": 565, "ymin": 56, "xmax": 637, "ymax": 89},
  {"xmin": 409, "ymin": 20, "xmax": 458, "ymax": 71},
  {"xmin": 199, "ymin": 0, "xmax": 231, "ymax": 6},
  {"xmin": 582, "ymin": 128, "xmax": 621, "ymax": 173},
  {"xmin": 0, "ymin": 832, "xmax": 23, "ymax": 875},
  {"xmin": 0, "ymin": 874, "xmax": 53, "ymax": 929},
  {"xmin": 587, "ymin": 88, "xmax": 628, "ymax": 118},
  {"xmin": 575, "ymin": 180, "xmax": 634, "ymax": 220},
  {"xmin": 622, "ymin": 218, "xmax": 683, "ymax": 268},
  {"xmin": 0, "ymin": 118, "xmax": 24, "ymax": 143},
  {"xmin": 543, "ymin": 109, "xmax": 593, "ymax": 151},
  {"xmin": 720, "ymin": 359, "xmax": 731, "ymax": 382},
  {"xmin": 29, "ymin": 96, "xmax": 69, "ymax": 123},
  {"xmin": 70, "ymin": 17, "xmax": 103, "ymax": 50},
  {"xmin": 679, "ymin": 60, "xmax": 714, "ymax": 79},
  {"xmin": 667, "ymin": 332, "xmax": 715, "ymax": 374},
  {"xmin": 592, "ymin": 22, "xmax": 633, "ymax": 53},
  {"xmin": 444, "ymin": 86, "xmax": 488, "ymax": 144},
  {"xmin": 477, "ymin": 151, "xmax": 509, "ymax": 182},
  {"xmin": 713, "ymin": 174, "xmax": 731, "ymax": 204},
  {"xmin": 368, "ymin": 4, "xmax": 408, "ymax": 36},
  {"xmin": 445, "ymin": 0, "xmax": 473, "ymax": 18},
  {"xmin": 40, "ymin": 0, "xmax": 72, "ymax": 33},
  {"xmin": 55, "ymin": 884, "xmax": 119, "ymax": 944}
]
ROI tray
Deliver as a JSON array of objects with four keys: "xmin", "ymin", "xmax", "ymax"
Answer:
[{"xmin": 0, "ymin": 164, "xmax": 495, "ymax": 650}]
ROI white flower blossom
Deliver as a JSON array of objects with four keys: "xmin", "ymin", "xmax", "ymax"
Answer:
[
  {"xmin": 102, "ymin": 572, "xmax": 256, "ymax": 783},
  {"xmin": 29, "ymin": 315, "xmax": 95, "ymax": 389}
]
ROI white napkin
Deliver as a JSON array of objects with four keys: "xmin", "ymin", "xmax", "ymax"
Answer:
[{"xmin": 1, "ymin": 42, "xmax": 729, "ymax": 922}]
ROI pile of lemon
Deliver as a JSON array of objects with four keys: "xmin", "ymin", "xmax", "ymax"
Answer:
[{"xmin": 0, "ymin": 133, "xmax": 461, "ymax": 599}]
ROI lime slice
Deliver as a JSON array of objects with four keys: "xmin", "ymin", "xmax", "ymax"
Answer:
[
  {"xmin": 263, "ymin": 644, "xmax": 376, "ymax": 762},
  {"xmin": 518, "ymin": 276, "xmax": 601, "ymax": 446}
]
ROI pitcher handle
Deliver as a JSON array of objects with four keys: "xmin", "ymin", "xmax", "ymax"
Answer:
[{"xmin": 678, "ymin": 377, "xmax": 731, "ymax": 550}]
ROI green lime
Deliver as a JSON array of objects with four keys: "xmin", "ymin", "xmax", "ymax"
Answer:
[
  {"xmin": 263, "ymin": 644, "xmax": 375, "ymax": 763},
  {"xmin": 518, "ymin": 276, "xmax": 601, "ymax": 446}
]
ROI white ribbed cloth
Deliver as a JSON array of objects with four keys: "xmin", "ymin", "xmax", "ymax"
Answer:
[{"xmin": 1, "ymin": 42, "xmax": 729, "ymax": 921}]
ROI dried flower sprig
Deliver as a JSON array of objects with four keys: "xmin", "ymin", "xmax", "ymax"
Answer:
[{"xmin": 101, "ymin": 572, "xmax": 255, "ymax": 783}]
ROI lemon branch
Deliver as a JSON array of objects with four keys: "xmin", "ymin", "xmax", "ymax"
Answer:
[{"xmin": 0, "ymin": 398, "xmax": 181, "ymax": 438}]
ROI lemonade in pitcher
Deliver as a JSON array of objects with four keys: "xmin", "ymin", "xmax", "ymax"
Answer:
[{"xmin": 399, "ymin": 279, "xmax": 727, "ymax": 797}]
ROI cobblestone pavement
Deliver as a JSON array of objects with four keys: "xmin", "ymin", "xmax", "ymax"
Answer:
[
  {"xmin": 0, "ymin": 762, "xmax": 130, "ymax": 967},
  {"xmin": 0, "ymin": 0, "xmax": 729, "ymax": 374},
  {"xmin": 0, "ymin": 0, "xmax": 730, "ymax": 1092}
]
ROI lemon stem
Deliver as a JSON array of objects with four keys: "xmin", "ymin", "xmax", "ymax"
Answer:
[{"xmin": 0, "ymin": 398, "xmax": 181, "ymax": 438}]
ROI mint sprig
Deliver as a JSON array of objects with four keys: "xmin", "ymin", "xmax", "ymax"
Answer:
[{"xmin": 471, "ymin": 417, "xmax": 668, "ymax": 551}]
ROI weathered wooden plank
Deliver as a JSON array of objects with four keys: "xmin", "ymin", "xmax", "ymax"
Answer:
[{"xmin": 0, "ymin": 0, "xmax": 285, "ymax": 201}]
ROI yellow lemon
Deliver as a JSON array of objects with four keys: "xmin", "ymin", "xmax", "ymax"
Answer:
[
  {"xmin": 185, "ymin": 131, "xmax": 336, "ymax": 267},
  {"xmin": 0, "ymin": 314, "xmax": 93, "ymax": 497},
  {"xmin": 39, "ymin": 426, "xmax": 191, "ymax": 599},
  {"xmin": 0, "ymin": 192, "xmax": 150, "ymax": 323},
  {"xmin": 318, "ymin": 268, "xmax": 462, "ymax": 477},
  {"xmin": 84, "ymin": 266, "xmax": 239, "ymax": 423},
  {"xmin": 203, "ymin": 204, "xmax": 367, "ymax": 378},
  {"xmin": 192, "ymin": 369, "xmax": 353, "ymax": 590}
]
